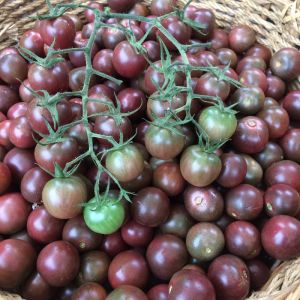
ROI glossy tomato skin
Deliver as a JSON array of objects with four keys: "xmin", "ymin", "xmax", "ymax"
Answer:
[
  {"xmin": 62, "ymin": 215, "xmax": 102, "ymax": 252},
  {"xmin": 131, "ymin": 187, "xmax": 170, "ymax": 227},
  {"xmin": 254, "ymin": 142, "xmax": 283, "ymax": 170},
  {"xmin": 246, "ymin": 43, "xmax": 272, "ymax": 63},
  {"xmin": 210, "ymin": 28, "xmax": 229, "ymax": 49},
  {"xmin": 34, "ymin": 138, "xmax": 79, "ymax": 174},
  {"xmin": 160, "ymin": 204, "xmax": 195, "ymax": 238},
  {"xmin": 40, "ymin": 16, "xmax": 76, "ymax": 49},
  {"xmin": 106, "ymin": 285, "xmax": 148, "ymax": 300},
  {"xmin": 107, "ymin": 0, "xmax": 136, "ymax": 12},
  {"xmin": 215, "ymin": 48, "xmax": 238, "ymax": 68},
  {"xmin": 261, "ymin": 215, "xmax": 300, "ymax": 260},
  {"xmin": 21, "ymin": 167, "xmax": 51, "ymax": 204},
  {"xmin": 146, "ymin": 234, "xmax": 188, "ymax": 280},
  {"xmin": 246, "ymin": 259, "xmax": 270, "ymax": 290},
  {"xmin": 113, "ymin": 41, "xmax": 147, "ymax": 79},
  {"xmin": 266, "ymin": 75, "xmax": 286, "ymax": 100},
  {"xmin": 0, "ymin": 239, "xmax": 37, "ymax": 289},
  {"xmin": 151, "ymin": 0, "xmax": 177, "ymax": 15},
  {"xmin": 21, "ymin": 272, "xmax": 54, "ymax": 300},
  {"xmin": 282, "ymin": 90, "xmax": 300, "ymax": 121},
  {"xmin": 19, "ymin": 79, "xmax": 35, "ymax": 103},
  {"xmin": 92, "ymin": 49, "xmax": 116, "ymax": 77},
  {"xmin": 42, "ymin": 176, "xmax": 87, "ymax": 219},
  {"xmin": 169, "ymin": 269, "xmax": 216, "ymax": 300},
  {"xmin": 0, "ymin": 193, "xmax": 31, "ymax": 235},
  {"xmin": 180, "ymin": 145, "xmax": 222, "ymax": 187},
  {"xmin": 232, "ymin": 116, "xmax": 269, "ymax": 154},
  {"xmin": 0, "ymin": 162, "xmax": 11, "ymax": 195},
  {"xmin": 27, "ymin": 206, "xmax": 65, "ymax": 243},
  {"xmin": 19, "ymin": 29, "xmax": 45, "ymax": 57},
  {"xmin": 106, "ymin": 144, "xmax": 144, "ymax": 183},
  {"xmin": 108, "ymin": 250, "xmax": 149, "ymax": 288},
  {"xmin": 217, "ymin": 153, "xmax": 247, "ymax": 188},
  {"xmin": 100, "ymin": 230, "xmax": 128, "ymax": 257},
  {"xmin": 280, "ymin": 129, "xmax": 300, "ymax": 163},
  {"xmin": 148, "ymin": 284, "xmax": 169, "ymax": 300},
  {"xmin": 264, "ymin": 184, "xmax": 300, "ymax": 217},
  {"xmin": 229, "ymin": 25, "xmax": 256, "ymax": 53},
  {"xmin": 226, "ymin": 184, "xmax": 264, "ymax": 220},
  {"xmin": 270, "ymin": 48, "xmax": 300, "ymax": 80},
  {"xmin": 236, "ymin": 56, "xmax": 266, "ymax": 74},
  {"xmin": 184, "ymin": 185, "xmax": 224, "ymax": 222},
  {"xmin": 0, "ymin": 85, "xmax": 19, "ymax": 114},
  {"xmin": 84, "ymin": 2, "xmax": 104, "ymax": 22},
  {"xmin": 79, "ymin": 250, "xmax": 110, "ymax": 284},
  {"xmin": 37, "ymin": 240, "xmax": 80, "ymax": 287},
  {"xmin": 72, "ymin": 282, "xmax": 107, "ymax": 300},
  {"xmin": 84, "ymin": 198, "xmax": 125, "ymax": 235},
  {"xmin": 121, "ymin": 219, "xmax": 154, "ymax": 247},
  {"xmin": 264, "ymin": 160, "xmax": 300, "ymax": 191},
  {"xmin": 242, "ymin": 154, "xmax": 263, "ymax": 187},
  {"xmin": 0, "ymin": 120, "xmax": 13, "ymax": 150},
  {"xmin": 239, "ymin": 68, "xmax": 268, "ymax": 92},
  {"xmin": 7, "ymin": 102, "xmax": 28, "ymax": 120},
  {"xmin": 208, "ymin": 254, "xmax": 250, "ymax": 300},
  {"xmin": 190, "ymin": 9, "xmax": 215, "ymax": 41},
  {"xmin": 225, "ymin": 221, "xmax": 261, "ymax": 259}
]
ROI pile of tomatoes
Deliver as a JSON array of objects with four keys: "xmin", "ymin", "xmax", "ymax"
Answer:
[{"xmin": 0, "ymin": 0, "xmax": 300, "ymax": 299}]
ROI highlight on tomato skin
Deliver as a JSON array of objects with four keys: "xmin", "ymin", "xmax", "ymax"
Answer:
[{"xmin": 0, "ymin": 0, "xmax": 300, "ymax": 298}]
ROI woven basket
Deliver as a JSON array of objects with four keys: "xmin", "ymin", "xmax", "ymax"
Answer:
[{"xmin": 0, "ymin": 0, "xmax": 300, "ymax": 299}]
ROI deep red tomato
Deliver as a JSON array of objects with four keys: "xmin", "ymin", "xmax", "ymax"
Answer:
[
  {"xmin": 0, "ymin": 85, "xmax": 19, "ymax": 114},
  {"xmin": 0, "ymin": 162, "xmax": 11, "ymax": 195},
  {"xmin": 19, "ymin": 29, "xmax": 45, "ymax": 57}
]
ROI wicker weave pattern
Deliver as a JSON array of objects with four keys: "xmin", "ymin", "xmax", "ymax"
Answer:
[{"xmin": 0, "ymin": 0, "xmax": 300, "ymax": 299}]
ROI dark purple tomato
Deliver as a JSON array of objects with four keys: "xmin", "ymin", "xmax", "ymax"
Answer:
[
  {"xmin": 7, "ymin": 102, "xmax": 28, "ymax": 119},
  {"xmin": 69, "ymin": 66, "xmax": 97, "ymax": 91},
  {"xmin": 8, "ymin": 116, "xmax": 35, "ymax": 149},
  {"xmin": 257, "ymin": 106, "xmax": 289, "ymax": 139},
  {"xmin": 0, "ymin": 162, "xmax": 11, "ymax": 195},
  {"xmin": 282, "ymin": 90, "xmax": 300, "ymax": 121},
  {"xmin": 21, "ymin": 167, "xmax": 51, "ymax": 204},
  {"xmin": 157, "ymin": 16, "xmax": 191, "ymax": 50},
  {"xmin": 153, "ymin": 162, "xmax": 185, "ymax": 196},
  {"xmin": 195, "ymin": 51, "xmax": 220, "ymax": 67},
  {"xmin": 151, "ymin": 0, "xmax": 177, "ymax": 15},
  {"xmin": 225, "ymin": 221, "xmax": 261, "ymax": 259},
  {"xmin": 246, "ymin": 259, "xmax": 270, "ymax": 290},
  {"xmin": 186, "ymin": 223, "xmax": 225, "ymax": 261},
  {"xmin": 142, "ymin": 40, "xmax": 160, "ymax": 62},
  {"xmin": 85, "ymin": 2, "xmax": 104, "ymax": 22},
  {"xmin": 100, "ymin": 230, "xmax": 128, "ymax": 257},
  {"xmin": 117, "ymin": 87, "xmax": 147, "ymax": 120},
  {"xmin": 0, "ymin": 120, "xmax": 13, "ymax": 150},
  {"xmin": 121, "ymin": 219, "xmax": 153, "ymax": 247},
  {"xmin": 229, "ymin": 25, "xmax": 256, "ymax": 53},
  {"xmin": 19, "ymin": 29, "xmax": 45, "ymax": 57},
  {"xmin": 0, "ymin": 85, "xmax": 19, "ymax": 114},
  {"xmin": 106, "ymin": 285, "xmax": 148, "ymax": 300},
  {"xmin": 87, "ymin": 93, "xmax": 114, "ymax": 121},
  {"xmin": 56, "ymin": 284, "xmax": 77, "ymax": 300},
  {"xmin": 19, "ymin": 79, "xmax": 35, "ymax": 103},
  {"xmin": 217, "ymin": 153, "xmax": 247, "ymax": 188},
  {"xmin": 169, "ymin": 269, "xmax": 216, "ymax": 300},
  {"xmin": 146, "ymin": 234, "xmax": 188, "ymax": 280},
  {"xmin": 196, "ymin": 73, "xmax": 230, "ymax": 102},
  {"xmin": 182, "ymin": 125, "xmax": 197, "ymax": 149},
  {"xmin": 263, "ymin": 97, "xmax": 279, "ymax": 109},
  {"xmin": 22, "ymin": 272, "xmax": 54, "ymax": 300},
  {"xmin": 0, "ymin": 239, "xmax": 37, "ymax": 289},
  {"xmin": 208, "ymin": 254, "xmax": 250, "ymax": 300},
  {"xmin": 254, "ymin": 142, "xmax": 283, "ymax": 170},
  {"xmin": 236, "ymin": 56, "xmax": 266, "ymax": 74},
  {"xmin": 246, "ymin": 43, "xmax": 272, "ymax": 64},
  {"xmin": 214, "ymin": 215, "xmax": 234, "ymax": 231},
  {"xmin": 93, "ymin": 49, "xmax": 116, "ymax": 76},
  {"xmin": 72, "ymin": 282, "xmax": 107, "ymax": 300},
  {"xmin": 107, "ymin": 0, "xmax": 136, "ymax": 12},
  {"xmin": 242, "ymin": 154, "xmax": 263, "ymax": 186},
  {"xmin": 226, "ymin": 184, "xmax": 264, "ymax": 220},
  {"xmin": 62, "ymin": 215, "xmax": 102, "ymax": 252},
  {"xmin": 215, "ymin": 48, "xmax": 238, "ymax": 68},
  {"xmin": 108, "ymin": 250, "xmax": 149, "ymax": 288},
  {"xmin": 129, "ymin": 3, "xmax": 149, "ymax": 16},
  {"xmin": 66, "ymin": 123, "xmax": 90, "ymax": 151},
  {"xmin": 190, "ymin": 9, "xmax": 215, "ymax": 41},
  {"xmin": 37, "ymin": 240, "xmax": 80, "ymax": 287},
  {"xmin": 42, "ymin": 176, "xmax": 87, "ymax": 220},
  {"xmin": 9, "ymin": 231, "xmax": 36, "ymax": 249},
  {"xmin": 67, "ymin": 14, "xmax": 83, "ymax": 31},
  {"xmin": 0, "ymin": 193, "xmax": 31, "ymax": 234},
  {"xmin": 113, "ymin": 41, "xmax": 147, "ymax": 79},
  {"xmin": 184, "ymin": 185, "xmax": 224, "ymax": 222},
  {"xmin": 239, "ymin": 68, "xmax": 268, "ymax": 92},
  {"xmin": 280, "ymin": 129, "xmax": 300, "ymax": 163},
  {"xmin": 147, "ymin": 284, "xmax": 169, "ymax": 300},
  {"xmin": 232, "ymin": 116, "xmax": 269, "ymax": 154},
  {"xmin": 102, "ymin": 27, "xmax": 126, "ymax": 50},
  {"xmin": 93, "ymin": 115, "xmax": 133, "ymax": 147},
  {"xmin": 40, "ymin": 16, "xmax": 76, "ymax": 49},
  {"xmin": 266, "ymin": 75, "xmax": 286, "ymax": 100},
  {"xmin": 131, "ymin": 187, "xmax": 170, "ymax": 227},
  {"xmin": 180, "ymin": 145, "xmax": 222, "ymax": 187},
  {"xmin": 27, "ymin": 206, "xmax": 65, "ymax": 243},
  {"xmin": 270, "ymin": 48, "xmax": 300, "ymax": 81},
  {"xmin": 0, "ymin": 53, "xmax": 28, "ymax": 85},
  {"xmin": 34, "ymin": 138, "xmax": 79, "ymax": 174},
  {"xmin": 264, "ymin": 184, "xmax": 300, "ymax": 217},
  {"xmin": 264, "ymin": 160, "xmax": 300, "ymax": 191},
  {"xmin": 261, "ymin": 215, "xmax": 300, "ymax": 260},
  {"xmin": 4, "ymin": 147, "xmax": 35, "ymax": 181},
  {"xmin": 210, "ymin": 29, "xmax": 228, "ymax": 50},
  {"xmin": 0, "ymin": 146, "xmax": 6, "ymax": 162},
  {"xmin": 79, "ymin": 250, "xmax": 110, "ymax": 284},
  {"xmin": 160, "ymin": 204, "xmax": 195, "ymax": 238}
]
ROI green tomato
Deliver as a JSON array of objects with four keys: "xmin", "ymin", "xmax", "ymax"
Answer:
[
  {"xmin": 198, "ymin": 106, "xmax": 237, "ymax": 142},
  {"xmin": 83, "ymin": 197, "xmax": 125, "ymax": 234}
]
